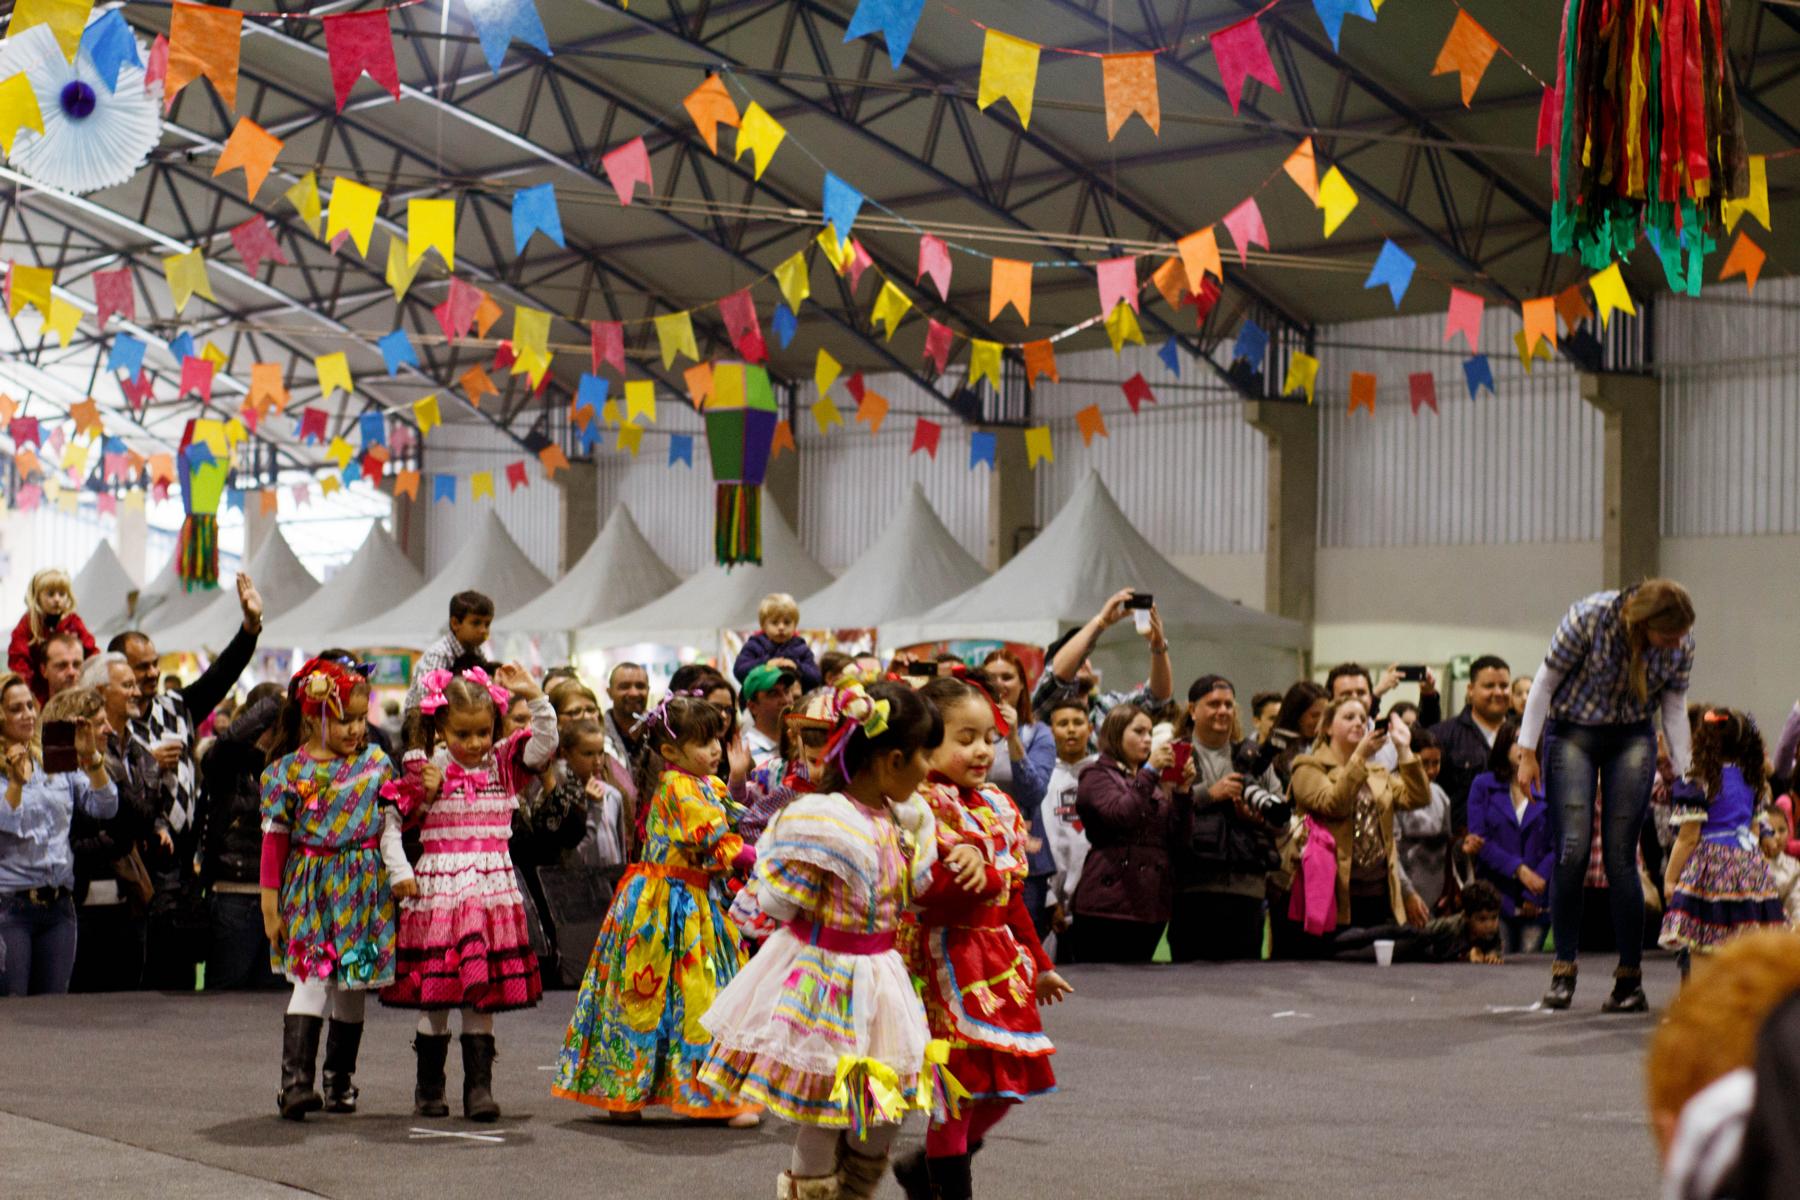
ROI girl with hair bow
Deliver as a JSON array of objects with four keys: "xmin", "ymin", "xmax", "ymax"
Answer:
[{"xmin": 381, "ymin": 662, "xmax": 557, "ymax": 1123}]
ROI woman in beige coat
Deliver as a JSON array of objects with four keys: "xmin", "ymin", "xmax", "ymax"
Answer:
[{"xmin": 1289, "ymin": 695, "xmax": 1431, "ymax": 930}]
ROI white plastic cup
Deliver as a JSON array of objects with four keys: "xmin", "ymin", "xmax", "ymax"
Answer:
[{"xmin": 1373, "ymin": 939, "xmax": 1396, "ymax": 967}]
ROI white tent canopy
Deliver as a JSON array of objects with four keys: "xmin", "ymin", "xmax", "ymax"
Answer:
[
  {"xmin": 134, "ymin": 558, "xmax": 214, "ymax": 634},
  {"xmin": 148, "ymin": 528, "xmax": 321, "ymax": 653},
  {"xmin": 338, "ymin": 511, "xmax": 551, "ymax": 651},
  {"xmin": 496, "ymin": 504, "xmax": 679, "ymax": 639},
  {"xmin": 883, "ymin": 471, "xmax": 1307, "ymax": 693},
  {"xmin": 576, "ymin": 504, "xmax": 834, "ymax": 652},
  {"xmin": 72, "ymin": 541, "xmax": 138, "ymax": 642},
  {"xmin": 800, "ymin": 484, "xmax": 988, "ymax": 630},
  {"xmin": 260, "ymin": 522, "xmax": 425, "ymax": 651}
]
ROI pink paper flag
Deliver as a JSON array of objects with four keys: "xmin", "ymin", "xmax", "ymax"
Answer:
[
  {"xmin": 323, "ymin": 10, "xmax": 400, "ymax": 112},
  {"xmin": 1211, "ymin": 15, "xmax": 1281, "ymax": 115},
  {"xmin": 591, "ymin": 320, "xmax": 625, "ymax": 374},
  {"xmin": 230, "ymin": 215, "xmax": 288, "ymax": 276},
  {"xmin": 1096, "ymin": 255, "xmax": 1139, "ymax": 314},
  {"xmin": 433, "ymin": 277, "xmax": 484, "ymax": 343},
  {"xmin": 97, "ymin": 492, "xmax": 116, "ymax": 516},
  {"xmin": 144, "ymin": 34, "xmax": 169, "ymax": 91},
  {"xmin": 1444, "ymin": 287, "xmax": 1484, "ymax": 352},
  {"xmin": 719, "ymin": 289, "xmax": 766, "ymax": 364},
  {"xmin": 923, "ymin": 319, "xmax": 954, "ymax": 373},
  {"xmin": 1121, "ymin": 372, "xmax": 1156, "ymax": 414},
  {"xmin": 121, "ymin": 371, "xmax": 154, "ymax": 409},
  {"xmin": 846, "ymin": 239, "xmax": 874, "ymax": 291},
  {"xmin": 601, "ymin": 137, "xmax": 653, "ymax": 206},
  {"xmin": 179, "ymin": 356, "xmax": 215, "ymax": 403},
  {"xmin": 92, "ymin": 267, "xmax": 133, "ymax": 329},
  {"xmin": 917, "ymin": 234, "xmax": 952, "ymax": 301},
  {"xmin": 1221, "ymin": 197, "xmax": 1269, "ymax": 265}
]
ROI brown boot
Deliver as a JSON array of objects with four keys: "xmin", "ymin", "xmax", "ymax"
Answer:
[
  {"xmin": 777, "ymin": 1172, "xmax": 839, "ymax": 1200},
  {"xmin": 837, "ymin": 1147, "xmax": 889, "ymax": 1199},
  {"xmin": 1600, "ymin": 965, "xmax": 1648, "ymax": 1013}
]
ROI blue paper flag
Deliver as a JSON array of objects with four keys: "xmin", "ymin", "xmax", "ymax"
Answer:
[
  {"xmin": 1363, "ymin": 240, "xmax": 1416, "ymax": 309},
  {"xmin": 969, "ymin": 430, "xmax": 997, "ymax": 471},
  {"xmin": 1311, "ymin": 0, "xmax": 1377, "ymax": 51},
  {"xmin": 1232, "ymin": 320, "xmax": 1268, "ymax": 370},
  {"xmin": 1157, "ymin": 336, "xmax": 1181, "ymax": 377},
  {"xmin": 466, "ymin": 0, "xmax": 552, "ymax": 75},
  {"xmin": 669, "ymin": 433, "xmax": 694, "ymax": 468},
  {"xmin": 822, "ymin": 172, "xmax": 864, "ymax": 247},
  {"xmin": 108, "ymin": 333, "xmax": 145, "ymax": 378},
  {"xmin": 433, "ymin": 474, "xmax": 457, "ymax": 503},
  {"xmin": 103, "ymin": 436, "xmax": 126, "ymax": 456},
  {"xmin": 225, "ymin": 487, "xmax": 244, "ymax": 511},
  {"xmin": 578, "ymin": 420, "xmax": 602, "ymax": 454},
  {"xmin": 80, "ymin": 9, "xmax": 142, "ymax": 92},
  {"xmin": 772, "ymin": 302, "xmax": 797, "ymax": 350},
  {"xmin": 511, "ymin": 182, "xmax": 564, "ymax": 256},
  {"xmin": 168, "ymin": 332, "xmax": 196, "ymax": 363},
  {"xmin": 341, "ymin": 462, "xmax": 363, "ymax": 486},
  {"xmin": 377, "ymin": 328, "xmax": 417, "ymax": 376},
  {"xmin": 1463, "ymin": 354, "xmax": 1494, "ymax": 400},
  {"xmin": 359, "ymin": 411, "xmax": 387, "ymax": 447},
  {"xmin": 577, "ymin": 373, "xmax": 609, "ymax": 411},
  {"xmin": 843, "ymin": 0, "xmax": 926, "ymax": 68}
]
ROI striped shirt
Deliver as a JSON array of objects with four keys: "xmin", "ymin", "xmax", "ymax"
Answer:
[{"xmin": 1544, "ymin": 589, "xmax": 1693, "ymax": 727}]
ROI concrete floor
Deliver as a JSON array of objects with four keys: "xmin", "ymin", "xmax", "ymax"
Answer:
[{"xmin": 0, "ymin": 956, "xmax": 1668, "ymax": 1200}]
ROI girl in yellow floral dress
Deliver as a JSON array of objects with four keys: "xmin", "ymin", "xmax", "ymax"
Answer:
[{"xmin": 551, "ymin": 695, "xmax": 759, "ymax": 1125}]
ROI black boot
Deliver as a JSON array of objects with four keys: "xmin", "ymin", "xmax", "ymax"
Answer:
[
  {"xmin": 461, "ymin": 1033, "xmax": 500, "ymax": 1122},
  {"xmin": 278, "ymin": 1014, "xmax": 324, "ymax": 1120},
  {"xmin": 414, "ymin": 1033, "xmax": 452, "ymax": 1117},
  {"xmin": 926, "ymin": 1154, "xmax": 973, "ymax": 1200},
  {"xmin": 1542, "ymin": 962, "xmax": 1577, "ymax": 1011},
  {"xmin": 892, "ymin": 1148, "xmax": 935, "ymax": 1200},
  {"xmin": 1601, "ymin": 964, "xmax": 1648, "ymax": 1013},
  {"xmin": 321, "ymin": 1020, "xmax": 364, "ymax": 1113}
]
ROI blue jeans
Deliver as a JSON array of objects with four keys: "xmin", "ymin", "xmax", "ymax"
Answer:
[
  {"xmin": 0, "ymin": 894, "xmax": 79, "ymax": 996},
  {"xmin": 206, "ymin": 892, "xmax": 281, "ymax": 991},
  {"xmin": 1543, "ymin": 720, "xmax": 1657, "ymax": 968}
]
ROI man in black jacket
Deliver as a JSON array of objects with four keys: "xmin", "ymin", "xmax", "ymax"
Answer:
[
  {"xmin": 200, "ymin": 683, "xmax": 285, "ymax": 990},
  {"xmin": 1425, "ymin": 655, "xmax": 1513, "ymax": 833}
]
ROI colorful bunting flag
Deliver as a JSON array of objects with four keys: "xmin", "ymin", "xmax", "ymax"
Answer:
[
  {"xmin": 1101, "ymin": 52, "xmax": 1160, "ymax": 138},
  {"xmin": 433, "ymin": 278, "xmax": 483, "ymax": 343},
  {"xmin": 249, "ymin": 362, "xmax": 288, "ymax": 413},
  {"xmin": 1282, "ymin": 352, "xmax": 1319, "ymax": 403},
  {"xmin": 1311, "ymin": 0, "xmax": 1376, "ymax": 52},
  {"xmin": 413, "ymin": 393, "xmax": 441, "ymax": 434},
  {"xmin": 1024, "ymin": 426, "xmax": 1053, "ymax": 467},
  {"xmin": 326, "ymin": 177, "xmax": 382, "ymax": 257},
  {"xmin": 10, "ymin": 0, "xmax": 94, "ymax": 61},
  {"xmin": 856, "ymin": 389, "xmax": 889, "ymax": 435},
  {"xmin": 511, "ymin": 182, "xmax": 564, "ymax": 254},
  {"xmin": 771, "ymin": 419, "xmax": 797, "ymax": 458},
  {"xmin": 1722, "ymin": 156, "xmax": 1769, "ymax": 233},
  {"xmin": 1221, "ymin": 198, "xmax": 1268, "ymax": 266},
  {"xmin": 668, "ymin": 434, "xmax": 695, "ymax": 468},
  {"xmin": 179, "ymin": 356, "xmax": 214, "ymax": 402},
  {"xmin": 735, "ymin": 102, "xmax": 786, "ymax": 179},
  {"xmin": 1104, "ymin": 302, "xmax": 1144, "ymax": 353},
  {"xmin": 683, "ymin": 74, "xmax": 740, "ymax": 154},
  {"xmin": 166, "ymin": 2, "xmax": 242, "ymax": 110},
  {"xmin": 1588, "ymin": 262, "xmax": 1635, "ymax": 328},
  {"xmin": 911, "ymin": 417, "xmax": 941, "ymax": 458},
  {"xmin": 1348, "ymin": 371, "xmax": 1376, "ymax": 415},
  {"xmin": 811, "ymin": 395, "xmax": 844, "ymax": 434},
  {"xmin": 990, "ymin": 258, "xmax": 1033, "ymax": 323},
  {"xmin": 465, "ymin": 0, "xmax": 551, "ymax": 75},
  {"xmin": 1022, "ymin": 339, "xmax": 1058, "ymax": 388},
  {"xmin": 1122, "ymin": 372, "xmax": 1156, "ymax": 414},
  {"xmin": 407, "ymin": 197, "xmax": 455, "ymax": 268},
  {"xmin": 923, "ymin": 319, "xmax": 954, "ymax": 373},
  {"xmin": 1317, "ymin": 166, "xmax": 1358, "ymax": 237},
  {"xmin": 1521, "ymin": 296, "xmax": 1558, "ymax": 351},
  {"xmin": 284, "ymin": 171, "xmax": 323, "ymax": 237},
  {"xmin": 1096, "ymin": 256, "xmax": 1139, "ymax": 315},
  {"xmin": 1719, "ymin": 231, "xmax": 1766, "ymax": 293},
  {"xmin": 1211, "ymin": 14, "xmax": 1280, "ymax": 115},
  {"xmin": 968, "ymin": 339, "xmax": 1002, "ymax": 392},
  {"xmin": 1232, "ymin": 320, "xmax": 1268, "ymax": 369},
  {"xmin": 432, "ymin": 474, "xmax": 455, "ymax": 504},
  {"xmin": 978, "ymin": 30, "xmax": 1040, "ymax": 127},
  {"xmin": 871, "ymin": 280, "xmax": 912, "ymax": 340},
  {"xmin": 970, "ymin": 430, "xmax": 997, "ymax": 470},
  {"xmin": 1444, "ymin": 287, "xmax": 1483, "ymax": 352},
  {"xmin": 775, "ymin": 251, "xmax": 811, "ymax": 310},
  {"xmin": 315, "ymin": 351, "xmax": 353, "ymax": 402},
  {"xmin": 1075, "ymin": 404, "xmax": 1108, "ymax": 446},
  {"xmin": 230, "ymin": 215, "xmax": 287, "ymax": 276},
  {"xmin": 625, "ymin": 380, "xmax": 656, "ymax": 425},
  {"xmin": 815, "ymin": 348, "xmax": 842, "ymax": 397},
  {"xmin": 0, "ymin": 73, "xmax": 45, "ymax": 155},
  {"xmin": 460, "ymin": 365, "xmax": 498, "ymax": 405},
  {"xmin": 108, "ymin": 332, "xmax": 146, "ymax": 378},
  {"xmin": 772, "ymin": 302, "xmax": 798, "ymax": 350},
  {"xmin": 654, "ymin": 311, "xmax": 699, "ymax": 368},
  {"xmin": 1514, "ymin": 329, "xmax": 1554, "ymax": 373},
  {"xmin": 720, "ymin": 289, "xmax": 766, "ymax": 362},
  {"xmin": 323, "ymin": 10, "xmax": 399, "ymax": 111},
  {"xmin": 1432, "ymin": 10, "xmax": 1498, "ymax": 107},
  {"xmin": 162, "ymin": 248, "xmax": 213, "ymax": 314},
  {"xmin": 602, "ymin": 138, "xmax": 653, "ymax": 205},
  {"xmin": 822, "ymin": 172, "xmax": 864, "ymax": 247},
  {"xmin": 358, "ymin": 410, "xmax": 387, "ymax": 447},
  {"xmin": 93, "ymin": 267, "xmax": 132, "ymax": 329},
  {"xmin": 77, "ymin": 12, "xmax": 136, "ymax": 91},
  {"xmin": 1462, "ymin": 354, "xmax": 1493, "ymax": 400},
  {"xmin": 377, "ymin": 328, "xmax": 417, "ymax": 376},
  {"xmin": 591, "ymin": 320, "xmax": 625, "ymax": 375},
  {"xmin": 1283, "ymin": 138, "xmax": 1320, "ymax": 204},
  {"xmin": 1554, "ymin": 284, "xmax": 1593, "ymax": 333},
  {"xmin": 844, "ymin": 0, "xmax": 926, "ymax": 69},
  {"xmin": 472, "ymin": 470, "xmax": 495, "ymax": 499},
  {"xmin": 505, "ymin": 460, "xmax": 528, "ymax": 491},
  {"xmin": 383, "ymin": 234, "xmax": 420, "ymax": 300},
  {"xmin": 213, "ymin": 116, "xmax": 283, "ymax": 201},
  {"xmin": 1363, "ymin": 240, "xmax": 1415, "ymax": 308}
]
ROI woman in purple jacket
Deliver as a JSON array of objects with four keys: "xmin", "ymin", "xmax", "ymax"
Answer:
[
  {"xmin": 1070, "ymin": 703, "xmax": 1195, "ymax": 963},
  {"xmin": 1465, "ymin": 722, "xmax": 1553, "ymax": 954}
]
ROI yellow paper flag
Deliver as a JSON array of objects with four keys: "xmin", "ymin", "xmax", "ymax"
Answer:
[
  {"xmin": 1023, "ymin": 425, "xmax": 1053, "ymax": 467},
  {"xmin": 871, "ymin": 280, "xmax": 913, "ymax": 340},
  {"xmin": 162, "ymin": 248, "xmax": 214, "ymax": 314},
  {"xmin": 811, "ymin": 395, "xmax": 843, "ymax": 434},
  {"xmin": 407, "ymin": 198, "xmax": 455, "ymax": 268},
  {"xmin": 325, "ymin": 436, "xmax": 355, "ymax": 469},
  {"xmin": 413, "ymin": 393, "xmax": 441, "ymax": 434},
  {"xmin": 625, "ymin": 380, "xmax": 657, "ymax": 424},
  {"xmin": 385, "ymin": 234, "xmax": 420, "ymax": 300},
  {"xmin": 1104, "ymin": 301, "xmax": 1144, "ymax": 353},
  {"xmin": 7, "ymin": 264, "xmax": 51, "ymax": 318},
  {"xmin": 815, "ymin": 348, "xmax": 842, "ymax": 396},
  {"xmin": 977, "ymin": 30, "xmax": 1040, "ymax": 128},
  {"xmin": 616, "ymin": 424, "xmax": 644, "ymax": 456},
  {"xmin": 1589, "ymin": 262, "xmax": 1636, "ymax": 328},
  {"xmin": 9, "ymin": 0, "xmax": 93, "ymax": 60},
  {"xmin": 734, "ymin": 102, "xmax": 786, "ymax": 179},
  {"xmin": 285, "ymin": 171, "xmax": 323, "ymax": 237},
  {"xmin": 325, "ymin": 177, "xmax": 382, "ymax": 258},
  {"xmin": 314, "ymin": 351, "xmax": 353, "ymax": 402},
  {"xmin": 653, "ymin": 311, "xmax": 698, "ymax": 368},
  {"xmin": 1284, "ymin": 139, "xmax": 1320, "ymax": 204},
  {"xmin": 775, "ymin": 250, "xmax": 811, "ymax": 310},
  {"xmin": 472, "ymin": 470, "xmax": 494, "ymax": 500},
  {"xmin": 1722, "ymin": 156, "xmax": 1769, "ymax": 234},
  {"xmin": 201, "ymin": 341, "xmax": 229, "ymax": 369},
  {"xmin": 967, "ymin": 339, "xmax": 1002, "ymax": 392},
  {"xmin": 1513, "ymin": 329, "xmax": 1553, "ymax": 373},
  {"xmin": 320, "ymin": 476, "xmax": 341, "ymax": 497},
  {"xmin": 816, "ymin": 228, "xmax": 853, "ymax": 275},
  {"xmin": 0, "ymin": 72, "xmax": 46, "ymax": 155},
  {"xmin": 513, "ymin": 306, "xmax": 551, "ymax": 361},
  {"xmin": 59, "ymin": 439, "xmax": 87, "ymax": 475},
  {"xmin": 1282, "ymin": 351, "xmax": 1319, "ymax": 403},
  {"xmin": 1318, "ymin": 167, "xmax": 1358, "ymax": 237}
]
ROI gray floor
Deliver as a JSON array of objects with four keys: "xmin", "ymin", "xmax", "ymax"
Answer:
[{"xmin": 0, "ymin": 957, "xmax": 1667, "ymax": 1200}]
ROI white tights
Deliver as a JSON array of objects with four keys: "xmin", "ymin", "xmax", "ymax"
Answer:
[
  {"xmin": 416, "ymin": 1008, "xmax": 494, "ymax": 1037},
  {"xmin": 286, "ymin": 979, "xmax": 367, "ymax": 1022},
  {"xmin": 789, "ymin": 1124, "xmax": 899, "ymax": 1177}
]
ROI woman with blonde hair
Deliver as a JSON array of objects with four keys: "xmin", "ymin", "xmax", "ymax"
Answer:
[{"xmin": 1517, "ymin": 579, "xmax": 1696, "ymax": 1013}]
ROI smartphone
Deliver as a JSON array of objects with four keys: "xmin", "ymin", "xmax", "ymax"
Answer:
[
  {"xmin": 1128, "ymin": 592, "xmax": 1155, "ymax": 634},
  {"xmin": 905, "ymin": 660, "xmax": 937, "ymax": 679},
  {"xmin": 43, "ymin": 720, "xmax": 79, "ymax": 774},
  {"xmin": 1125, "ymin": 592, "xmax": 1154, "ymax": 610},
  {"xmin": 1163, "ymin": 741, "xmax": 1192, "ymax": 784},
  {"xmin": 1396, "ymin": 665, "xmax": 1428, "ymax": 683}
]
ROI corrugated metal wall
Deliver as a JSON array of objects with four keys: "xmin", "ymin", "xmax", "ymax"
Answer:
[
  {"xmin": 594, "ymin": 447, "xmax": 715, "ymax": 576},
  {"xmin": 421, "ymin": 422, "xmax": 561, "ymax": 578},
  {"xmin": 1316, "ymin": 306, "xmax": 1600, "ymax": 547},
  {"xmin": 1661, "ymin": 275, "xmax": 1800, "ymax": 537}
]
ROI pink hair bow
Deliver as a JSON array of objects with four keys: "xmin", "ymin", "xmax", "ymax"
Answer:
[
  {"xmin": 417, "ymin": 666, "xmax": 510, "ymax": 715},
  {"xmin": 460, "ymin": 665, "xmax": 512, "ymax": 708}
]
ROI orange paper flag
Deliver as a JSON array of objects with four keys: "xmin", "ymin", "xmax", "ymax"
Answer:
[
  {"xmin": 683, "ymin": 73, "xmax": 740, "ymax": 154},
  {"xmin": 1075, "ymin": 404, "xmax": 1108, "ymax": 445},
  {"xmin": 1100, "ymin": 53, "xmax": 1159, "ymax": 139},
  {"xmin": 213, "ymin": 116, "xmax": 283, "ymax": 201},
  {"xmin": 259, "ymin": 489, "xmax": 280, "ymax": 516},
  {"xmin": 771, "ymin": 418, "xmax": 797, "ymax": 458},
  {"xmin": 1553, "ymin": 284, "xmax": 1593, "ymax": 333},
  {"xmin": 538, "ymin": 444, "xmax": 570, "ymax": 478},
  {"xmin": 1283, "ymin": 138, "xmax": 1319, "ymax": 204},
  {"xmin": 1521, "ymin": 296, "xmax": 1558, "ymax": 351},
  {"xmin": 855, "ymin": 390, "xmax": 889, "ymax": 436},
  {"xmin": 1719, "ymin": 232, "xmax": 1766, "ymax": 293},
  {"xmin": 1022, "ymin": 339, "xmax": 1058, "ymax": 388},
  {"xmin": 990, "ymin": 257, "xmax": 1033, "ymax": 324},
  {"xmin": 393, "ymin": 470, "xmax": 421, "ymax": 500},
  {"xmin": 1177, "ymin": 226, "xmax": 1223, "ymax": 293},
  {"xmin": 1348, "ymin": 371, "xmax": 1376, "ymax": 415},
  {"xmin": 166, "ymin": 3, "xmax": 244, "ymax": 111},
  {"xmin": 1150, "ymin": 258, "xmax": 1187, "ymax": 310},
  {"xmin": 684, "ymin": 361, "xmax": 715, "ymax": 409},
  {"xmin": 460, "ymin": 364, "xmax": 498, "ymax": 404},
  {"xmin": 1432, "ymin": 10, "xmax": 1498, "ymax": 107},
  {"xmin": 473, "ymin": 292, "xmax": 503, "ymax": 339}
]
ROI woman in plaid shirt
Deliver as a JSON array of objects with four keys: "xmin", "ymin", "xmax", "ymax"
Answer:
[{"xmin": 1516, "ymin": 580, "xmax": 1695, "ymax": 1013}]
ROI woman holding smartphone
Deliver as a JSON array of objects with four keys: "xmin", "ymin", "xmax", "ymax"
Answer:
[{"xmin": 0, "ymin": 678, "xmax": 118, "ymax": 996}]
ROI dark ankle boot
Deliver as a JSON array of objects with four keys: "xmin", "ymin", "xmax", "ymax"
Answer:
[
  {"xmin": 413, "ymin": 1033, "xmax": 451, "ymax": 1118},
  {"xmin": 926, "ymin": 1154, "xmax": 973, "ymax": 1200},
  {"xmin": 321, "ymin": 1020, "xmax": 364, "ymax": 1113},
  {"xmin": 1542, "ymin": 962, "xmax": 1577, "ymax": 1010},
  {"xmin": 1601, "ymin": 965, "xmax": 1648, "ymax": 1013},
  {"xmin": 892, "ymin": 1147, "xmax": 935, "ymax": 1200},
  {"xmin": 278, "ymin": 1014, "xmax": 324, "ymax": 1120},
  {"xmin": 461, "ymin": 1032, "xmax": 500, "ymax": 1122}
]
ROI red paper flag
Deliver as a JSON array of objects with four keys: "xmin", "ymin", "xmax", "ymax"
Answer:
[
  {"xmin": 923, "ymin": 319, "xmax": 954, "ymax": 373},
  {"xmin": 770, "ymin": 418, "xmax": 796, "ymax": 458},
  {"xmin": 918, "ymin": 234, "xmax": 952, "ymax": 301},
  {"xmin": 179, "ymin": 357, "xmax": 214, "ymax": 402},
  {"xmin": 591, "ymin": 320, "xmax": 625, "ymax": 375},
  {"xmin": 166, "ymin": 2, "xmax": 244, "ymax": 111},
  {"xmin": 121, "ymin": 371, "xmax": 155, "ymax": 409},
  {"xmin": 92, "ymin": 268, "xmax": 133, "ymax": 329},
  {"xmin": 300, "ymin": 407, "xmax": 328, "ymax": 442},
  {"xmin": 1444, "ymin": 287, "xmax": 1484, "ymax": 352},
  {"xmin": 1220, "ymin": 198, "xmax": 1268, "ymax": 266},
  {"xmin": 719, "ymin": 288, "xmax": 766, "ymax": 363},
  {"xmin": 601, "ymin": 137, "xmax": 654, "ymax": 206},
  {"xmin": 844, "ymin": 371, "xmax": 866, "ymax": 403},
  {"xmin": 1185, "ymin": 276, "xmax": 1223, "ymax": 328},
  {"xmin": 1075, "ymin": 404, "xmax": 1108, "ymax": 445},
  {"xmin": 1348, "ymin": 371, "xmax": 1376, "ymax": 415},
  {"xmin": 1719, "ymin": 231, "xmax": 1766, "ymax": 292},
  {"xmin": 1121, "ymin": 372, "xmax": 1156, "ymax": 414},
  {"xmin": 911, "ymin": 418, "xmax": 941, "ymax": 458},
  {"xmin": 361, "ymin": 452, "xmax": 387, "ymax": 485},
  {"xmin": 491, "ymin": 341, "xmax": 516, "ymax": 372},
  {"xmin": 1433, "ymin": 10, "xmax": 1499, "ymax": 107},
  {"xmin": 1408, "ymin": 372, "xmax": 1438, "ymax": 415},
  {"xmin": 1535, "ymin": 85, "xmax": 1560, "ymax": 157},
  {"xmin": 1022, "ymin": 339, "xmax": 1058, "ymax": 388},
  {"xmin": 846, "ymin": 240, "xmax": 874, "ymax": 291},
  {"xmin": 230, "ymin": 215, "xmax": 288, "ymax": 276},
  {"xmin": 323, "ymin": 10, "xmax": 400, "ymax": 112},
  {"xmin": 1096, "ymin": 256, "xmax": 1139, "ymax": 314},
  {"xmin": 1211, "ymin": 14, "xmax": 1281, "ymax": 115},
  {"xmin": 505, "ymin": 460, "xmax": 529, "ymax": 491},
  {"xmin": 434, "ymin": 277, "xmax": 483, "ymax": 343}
]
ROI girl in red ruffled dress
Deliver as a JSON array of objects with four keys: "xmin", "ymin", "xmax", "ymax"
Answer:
[{"xmin": 897, "ymin": 673, "xmax": 1073, "ymax": 1200}]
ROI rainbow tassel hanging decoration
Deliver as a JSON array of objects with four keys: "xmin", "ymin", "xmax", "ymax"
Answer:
[
  {"xmin": 714, "ymin": 484, "xmax": 761, "ymax": 568},
  {"xmin": 704, "ymin": 362, "xmax": 779, "ymax": 567},
  {"xmin": 1549, "ymin": 0, "xmax": 1748, "ymax": 269}
]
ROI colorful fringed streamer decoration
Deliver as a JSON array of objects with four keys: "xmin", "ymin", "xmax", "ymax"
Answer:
[
  {"xmin": 176, "ymin": 418, "xmax": 230, "ymax": 591},
  {"xmin": 828, "ymin": 1055, "xmax": 907, "ymax": 1139},
  {"xmin": 921, "ymin": 1039, "xmax": 970, "ymax": 1122},
  {"xmin": 703, "ymin": 362, "xmax": 779, "ymax": 567},
  {"xmin": 176, "ymin": 514, "xmax": 218, "ymax": 591},
  {"xmin": 1549, "ymin": 0, "xmax": 1748, "ymax": 269}
]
